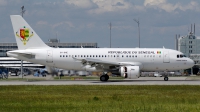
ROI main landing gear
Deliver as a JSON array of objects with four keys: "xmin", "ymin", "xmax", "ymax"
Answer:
[
  {"xmin": 164, "ymin": 76, "xmax": 168, "ymax": 81},
  {"xmin": 100, "ymin": 74, "xmax": 109, "ymax": 81}
]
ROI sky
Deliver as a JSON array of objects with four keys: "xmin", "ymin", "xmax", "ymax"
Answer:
[{"xmin": 0, "ymin": 0, "xmax": 200, "ymax": 49}]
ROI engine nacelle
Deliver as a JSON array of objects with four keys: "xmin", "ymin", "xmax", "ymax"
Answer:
[
  {"xmin": 120, "ymin": 66, "xmax": 140, "ymax": 79},
  {"xmin": 83, "ymin": 65, "xmax": 103, "ymax": 72}
]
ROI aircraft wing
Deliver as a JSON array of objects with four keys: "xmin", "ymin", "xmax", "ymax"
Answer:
[{"xmin": 73, "ymin": 57, "xmax": 140, "ymax": 67}]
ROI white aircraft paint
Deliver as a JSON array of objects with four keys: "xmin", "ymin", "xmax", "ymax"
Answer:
[{"xmin": 7, "ymin": 15, "xmax": 194, "ymax": 81}]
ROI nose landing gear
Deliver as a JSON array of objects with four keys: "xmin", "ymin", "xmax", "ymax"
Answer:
[{"xmin": 164, "ymin": 77, "xmax": 168, "ymax": 81}]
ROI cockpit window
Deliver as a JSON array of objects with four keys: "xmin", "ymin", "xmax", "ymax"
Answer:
[{"xmin": 177, "ymin": 54, "xmax": 186, "ymax": 58}]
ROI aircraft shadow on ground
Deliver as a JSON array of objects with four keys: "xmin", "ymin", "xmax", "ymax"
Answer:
[{"xmin": 90, "ymin": 80, "xmax": 196, "ymax": 83}]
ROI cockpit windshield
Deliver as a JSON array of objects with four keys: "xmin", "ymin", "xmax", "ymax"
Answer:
[{"xmin": 177, "ymin": 54, "xmax": 186, "ymax": 58}]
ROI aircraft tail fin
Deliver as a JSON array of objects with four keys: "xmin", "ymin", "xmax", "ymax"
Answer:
[{"xmin": 10, "ymin": 15, "xmax": 50, "ymax": 50}]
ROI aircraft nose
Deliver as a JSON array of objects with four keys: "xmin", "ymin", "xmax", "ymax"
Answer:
[{"xmin": 188, "ymin": 59, "xmax": 195, "ymax": 68}]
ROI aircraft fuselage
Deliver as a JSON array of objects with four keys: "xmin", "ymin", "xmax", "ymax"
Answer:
[{"xmin": 7, "ymin": 48, "xmax": 194, "ymax": 72}]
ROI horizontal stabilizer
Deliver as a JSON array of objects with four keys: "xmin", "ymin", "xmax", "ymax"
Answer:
[
  {"xmin": 8, "ymin": 50, "xmax": 34, "ymax": 55},
  {"xmin": 7, "ymin": 50, "xmax": 35, "ymax": 59}
]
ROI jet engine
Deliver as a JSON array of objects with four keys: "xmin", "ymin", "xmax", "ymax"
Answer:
[
  {"xmin": 83, "ymin": 65, "xmax": 103, "ymax": 72},
  {"xmin": 119, "ymin": 66, "xmax": 140, "ymax": 79}
]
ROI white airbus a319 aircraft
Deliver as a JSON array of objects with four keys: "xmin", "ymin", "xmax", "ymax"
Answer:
[{"xmin": 7, "ymin": 15, "xmax": 194, "ymax": 81}]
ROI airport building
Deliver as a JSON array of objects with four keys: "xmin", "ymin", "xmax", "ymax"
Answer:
[
  {"xmin": 175, "ymin": 31, "xmax": 200, "ymax": 74},
  {"xmin": 176, "ymin": 32, "xmax": 200, "ymax": 65}
]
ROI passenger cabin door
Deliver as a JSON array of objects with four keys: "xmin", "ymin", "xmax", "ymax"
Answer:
[
  {"xmin": 163, "ymin": 51, "xmax": 170, "ymax": 63},
  {"xmin": 46, "ymin": 50, "xmax": 53, "ymax": 63}
]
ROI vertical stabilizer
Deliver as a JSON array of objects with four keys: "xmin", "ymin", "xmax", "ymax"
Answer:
[{"xmin": 10, "ymin": 15, "xmax": 50, "ymax": 50}]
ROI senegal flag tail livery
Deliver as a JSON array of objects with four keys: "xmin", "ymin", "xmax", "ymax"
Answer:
[{"xmin": 10, "ymin": 15, "xmax": 50, "ymax": 50}]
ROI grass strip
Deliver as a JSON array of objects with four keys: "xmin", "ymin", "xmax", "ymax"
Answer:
[{"xmin": 0, "ymin": 85, "xmax": 200, "ymax": 112}]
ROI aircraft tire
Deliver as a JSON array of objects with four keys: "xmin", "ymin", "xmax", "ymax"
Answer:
[
  {"xmin": 164, "ymin": 77, "xmax": 168, "ymax": 81},
  {"xmin": 100, "ymin": 75, "xmax": 106, "ymax": 81},
  {"xmin": 105, "ymin": 74, "xmax": 109, "ymax": 80},
  {"xmin": 100, "ymin": 75, "xmax": 109, "ymax": 82}
]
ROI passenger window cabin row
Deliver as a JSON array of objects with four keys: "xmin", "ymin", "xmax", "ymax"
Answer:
[
  {"xmin": 144, "ymin": 55, "xmax": 156, "ymax": 58},
  {"xmin": 60, "ymin": 55, "xmax": 162, "ymax": 58},
  {"xmin": 60, "ymin": 55, "xmax": 138, "ymax": 58}
]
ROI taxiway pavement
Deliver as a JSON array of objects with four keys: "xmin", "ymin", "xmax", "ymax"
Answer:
[{"xmin": 1, "ymin": 77, "xmax": 200, "ymax": 85}]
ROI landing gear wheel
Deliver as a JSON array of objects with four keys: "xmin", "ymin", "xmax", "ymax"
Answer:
[
  {"xmin": 100, "ymin": 75, "xmax": 106, "ymax": 81},
  {"xmin": 100, "ymin": 74, "xmax": 109, "ymax": 82},
  {"xmin": 105, "ymin": 75, "xmax": 109, "ymax": 80},
  {"xmin": 164, "ymin": 77, "xmax": 168, "ymax": 81}
]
